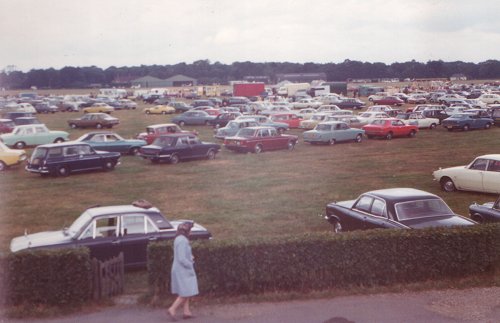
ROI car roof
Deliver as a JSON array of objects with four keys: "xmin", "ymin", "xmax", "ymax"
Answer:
[
  {"xmin": 318, "ymin": 121, "xmax": 344, "ymax": 126},
  {"xmin": 476, "ymin": 154, "xmax": 500, "ymax": 161},
  {"xmin": 365, "ymin": 188, "xmax": 440, "ymax": 203},
  {"xmin": 35, "ymin": 141, "xmax": 90, "ymax": 148},
  {"xmin": 157, "ymin": 133, "xmax": 195, "ymax": 138},
  {"xmin": 147, "ymin": 123, "xmax": 177, "ymax": 128},
  {"xmin": 84, "ymin": 204, "xmax": 161, "ymax": 218},
  {"xmin": 242, "ymin": 126, "xmax": 274, "ymax": 130}
]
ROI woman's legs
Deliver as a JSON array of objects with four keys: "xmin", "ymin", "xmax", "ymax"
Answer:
[
  {"xmin": 183, "ymin": 298, "xmax": 192, "ymax": 316},
  {"xmin": 168, "ymin": 296, "xmax": 186, "ymax": 316}
]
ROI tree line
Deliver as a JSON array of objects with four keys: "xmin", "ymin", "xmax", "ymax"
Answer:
[{"xmin": 1, "ymin": 59, "xmax": 500, "ymax": 89}]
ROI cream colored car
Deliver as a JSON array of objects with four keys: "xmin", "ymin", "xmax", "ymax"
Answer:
[
  {"xmin": 144, "ymin": 105, "xmax": 175, "ymax": 115},
  {"xmin": 433, "ymin": 154, "xmax": 500, "ymax": 194},
  {"xmin": 0, "ymin": 141, "xmax": 26, "ymax": 171}
]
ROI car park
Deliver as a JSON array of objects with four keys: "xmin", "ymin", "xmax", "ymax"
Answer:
[
  {"xmin": 299, "ymin": 113, "xmax": 330, "ymax": 129},
  {"xmin": 82, "ymin": 103, "xmax": 114, "ymax": 114},
  {"xmin": 469, "ymin": 196, "xmax": 500, "ymax": 223},
  {"xmin": 432, "ymin": 154, "xmax": 500, "ymax": 194},
  {"xmin": 68, "ymin": 113, "xmax": 120, "ymax": 129},
  {"xmin": 324, "ymin": 188, "xmax": 476, "ymax": 232},
  {"xmin": 396, "ymin": 113, "xmax": 439, "ymax": 129},
  {"xmin": 25, "ymin": 142, "xmax": 121, "ymax": 176},
  {"xmin": 9, "ymin": 201, "xmax": 212, "ymax": 268},
  {"xmin": 336, "ymin": 98, "xmax": 365, "ymax": 110},
  {"xmin": 0, "ymin": 141, "xmax": 26, "ymax": 171},
  {"xmin": 171, "ymin": 110, "xmax": 216, "ymax": 126},
  {"xmin": 34, "ymin": 102, "xmax": 58, "ymax": 113},
  {"xmin": 372, "ymin": 96, "xmax": 404, "ymax": 106},
  {"xmin": 0, "ymin": 124, "xmax": 68, "ymax": 149},
  {"xmin": 236, "ymin": 115, "xmax": 289, "ymax": 133},
  {"xmin": 478, "ymin": 93, "xmax": 500, "ymax": 104},
  {"xmin": 357, "ymin": 111, "xmax": 390, "ymax": 125},
  {"xmin": 214, "ymin": 119, "xmax": 259, "ymax": 139},
  {"xmin": 224, "ymin": 126, "xmax": 298, "ymax": 154},
  {"xmin": 76, "ymin": 131, "xmax": 147, "ymax": 155},
  {"xmin": 144, "ymin": 105, "xmax": 175, "ymax": 115},
  {"xmin": 303, "ymin": 121, "xmax": 364, "ymax": 145},
  {"xmin": 139, "ymin": 133, "xmax": 221, "ymax": 164},
  {"xmin": 362, "ymin": 118, "xmax": 418, "ymax": 140},
  {"xmin": 441, "ymin": 113, "xmax": 493, "ymax": 131},
  {"xmin": 135, "ymin": 123, "xmax": 194, "ymax": 144}
]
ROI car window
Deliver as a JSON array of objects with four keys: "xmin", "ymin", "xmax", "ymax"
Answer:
[
  {"xmin": 64, "ymin": 146, "xmax": 79, "ymax": 156},
  {"xmin": 80, "ymin": 216, "xmax": 119, "ymax": 239},
  {"xmin": 371, "ymin": 199, "xmax": 387, "ymax": 217},
  {"xmin": 77, "ymin": 145, "xmax": 93, "ymax": 155},
  {"xmin": 122, "ymin": 214, "xmax": 147, "ymax": 235},
  {"xmin": 48, "ymin": 147, "xmax": 62, "ymax": 157},
  {"xmin": 469, "ymin": 158, "xmax": 488, "ymax": 171},
  {"xmin": 92, "ymin": 134, "xmax": 105, "ymax": 142},
  {"xmin": 354, "ymin": 196, "xmax": 373, "ymax": 212},
  {"xmin": 106, "ymin": 135, "xmax": 118, "ymax": 142},
  {"xmin": 176, "ymin": 136, "xmax": 189, "ymax": 146},
  {"xmin": 486, "ymin": 160, "xmax": 500, "ymax": 172},
  {"xmin": 269, "ymin": 128, "xmax": 278, "ymax": 136},
  {"xmin": 188, "ymin": 137, "xmax": 200, "ymax": 145}
]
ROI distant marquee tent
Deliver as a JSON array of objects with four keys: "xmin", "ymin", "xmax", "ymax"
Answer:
[{"xmin": 131, "ymin": 75, "xmax": 197, "ymax": 88}]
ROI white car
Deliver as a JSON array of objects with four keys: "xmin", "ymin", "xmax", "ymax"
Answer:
[
  {"xmin": 398, "ymin": 113, "xmax": 439, "ymax": 129},
  {"xmin": 478, "ymin": 93, "xmax": 500, "ymax": 104},
  {"xmin": 366, "ymin": 105, "xmax": 395, "ymax": 113},
  {"xmin": 291, "ymin": 98, "xmax": 323, "ymax": 109},
  {"xmin": 357, "ymin": 111, "xmax": 390, "ymax": 125},
  {"xmin": 368, "ymin": 92, "xmax": 388, "ymax": 102},
  {"xmin": 316, "ymin": 105, "xmax": 341, "ymax": 113},
  {"xmin": 433, "ymin": 154, "xmax": 500, "ymax": 194},
  {"xmin": 296, "ymin": 108, "xmax": 317, "ymax": 120}
]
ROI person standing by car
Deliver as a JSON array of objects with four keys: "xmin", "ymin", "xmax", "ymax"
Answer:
[{"xmin": 167, "ymin": 221, "xmax": 198, "ymax": 321}]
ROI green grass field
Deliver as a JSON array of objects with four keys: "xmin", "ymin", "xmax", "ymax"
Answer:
[{"xmin": 1, "ymin": 100, "xmax": 499, "ymax": 254}]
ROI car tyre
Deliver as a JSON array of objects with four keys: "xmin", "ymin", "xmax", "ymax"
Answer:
[
  {"xmin": 385, "ymin": 132, "xmax": 393, "ymax": 140},
  {"xmin": 129, "ymin": 147, "xmax": 140, "ymax": 155},
  {"xmin": 96, "ymin": 123, "xmax": 103, "ymax": 129},
  {"xmin": 440, "ymin": 177, "xmax": 456, "ymax": 192},
  {"xmin": 408, "ymin": 130, "xmax": 416, "ymax": 138},
  {"xmin": 145, "ymin": 110, "xmax": 151, "ymax": 114},
  {"xmin": 354, "ymin": 134, "xmax": 363, "ymax": 143},
  {"xmin": 332, "ymin": 220, "xmax": 342, "ymax": 233},
  {"xmin": 170, "ymin": 154, "xmax": 179, "ymax": 164},
  {"xmin": 207, "ymin": 149, "xmax": 216, "ymax": 160},
  {"xmin": 162, "ymin": 111, "xmax": 167, "ymax": 115},
  {"xmin": 69, "ymin": 123, "xmax": 77, "ymax": 129},
  {"xmin": 429, "ymin": 123, "xmax": 437, "ymax": 129},
  {"xmin": 470, "ymin": 213, "xmax": 484, "ymax": 223},
  {"xmin": 485, "ymin": 123, "xmax": 491, "ymax": 129},
  {"xmin": 53, "ymin": 138, "xmax": 65, "ymax": 143},
  {"xmin": 329, "ymin": 139, "xmax": 336, "ymax": 146},
  {"xmin": 14, "ymin": 141, "xmax": 26, "ymax": 149},
  {"xmin": 287, "ymin": 141, "xmax": 295, "ymax": 150},
  {"xmin": 462, "ymin": 124, "xmax": 470, "ymax": 131},
  {"xmin": 179, "ymin": 121, "xmax": 185, "ymax": 127},
  {"xmin": 57, "ymin": 166, "xmax": 69, "ymax": 177},
  {"xmin": 254, "ymin": 144, "xmax": 263, "ymax": 154},
  {"xmin": 0, "ymin": 161, "xmax": 6, "ymax": 172},
  {"xmin": 104, "ymin": 160, "xmax": 116, "ymax": 171}
]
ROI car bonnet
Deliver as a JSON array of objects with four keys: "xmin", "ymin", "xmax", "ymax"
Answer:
[{"xmin": 10, "ymin": 230, "xmax": 72, "ymax": 252}]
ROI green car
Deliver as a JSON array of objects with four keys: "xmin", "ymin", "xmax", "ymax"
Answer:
[
  {"xmin": 76, "ymin": 131, "xmax": 147, "ymax": 155},
  {"xmin": 303, "ymin": 121, "xmax": 364, "ymax": 145},
  {"xmin": 0, "ymin": 124, "xmax": 69, "ymax": 149}
]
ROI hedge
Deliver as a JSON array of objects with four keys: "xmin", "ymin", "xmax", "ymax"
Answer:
[
  {"xmin": 148, "ymin": 224, "xmax": 500, "ymax": 296},
  {"xmin": 5, "ymin": 248, "xmax": 92, "ymax": 306}
]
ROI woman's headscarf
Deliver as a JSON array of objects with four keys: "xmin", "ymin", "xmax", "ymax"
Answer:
[{"xmin": 176, "ymin": 221, "xmax": 194, "ymax": 237}]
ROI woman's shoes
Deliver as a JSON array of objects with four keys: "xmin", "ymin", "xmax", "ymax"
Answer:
[{"xmin": 183, "ymin": 314, "xmax": 195, "ymax": 320}]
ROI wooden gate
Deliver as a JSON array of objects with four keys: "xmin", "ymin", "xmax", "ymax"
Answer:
[{"xmin": 91, "ymin": 253, "xmax": 124, "ymax": 299}]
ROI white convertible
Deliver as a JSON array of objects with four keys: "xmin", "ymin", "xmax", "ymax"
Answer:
[{"xmin": 433, "ymin": 154, "xmax": 500, "ymax": 194}]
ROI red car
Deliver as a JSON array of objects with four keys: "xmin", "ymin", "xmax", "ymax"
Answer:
[
  {"xmin": 373, "ymin": 96, "xmax": 405, "ymax": 106},
  {"xmin": 224, "ymin": 126, "xmax": 299, "ymax": 153},
  {"xmin": 0, "ymin": 119, "xmax": 15, "ymax": 134},
  {"xmin": 136, "ymin": 123, "xmax": 196, "ymax": 144},
  {"xmin": 362, "ymin": 118, "xmax": 418, "ymax": 140},
  {"xmin": 270, "ymin": 113, "xmax": 302, "ymax": 128}
]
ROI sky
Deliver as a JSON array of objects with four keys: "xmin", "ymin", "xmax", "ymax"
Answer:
[{"xmin": 1, "ymin": 0, "xmax": 499, "ymax": 72}]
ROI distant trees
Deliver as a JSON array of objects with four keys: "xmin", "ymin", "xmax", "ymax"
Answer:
[{"xmin": 1, "ymin": 60, "xmax": 499, "ymax": 89}]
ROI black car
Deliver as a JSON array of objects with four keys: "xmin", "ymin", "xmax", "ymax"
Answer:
[
  {"xmin": 25, "ymin": 142, "xmax": 121, "ymax": 176},
  {"xmin": 139, "ymin": 133, "xmax": 221, "ymax": 164},
  {"xmin": 143, "ymin": 94, "xmax": 161, "ymax": 104},
  {"xmin": 9, "ymin": 201, "xmax": 212, "ymax": 268},
  {"xmin": 2, "ymin": 111, "xmax": 33, "ymax": 121},
  {"xmin": 13, "ymin": 117, "xmax": 42, "ymax": 125},
  {"xmin": 192, "ymin": 99, "xmax": 214, "ymax": 108},
  {"xmin": 491, "ymin": 105, "xmax": 500, "ymax": 126},
  {"xmin": 422, "ymin": 109, "xmax": 448, "ymax": 124},
  {"xmin": 469, "ymin": 196, "xmax": 500, "ymax": 223},
  {"xmin": 324, "ymin": 188, "xmax": 476, "ymax": 232},
  {"xmin": 208, "ymin": 112, "xmax": 242, "ymax": 128},
  {"xmin": 336, "ymin": 98, "xmax": 365, "ymax": 110}
]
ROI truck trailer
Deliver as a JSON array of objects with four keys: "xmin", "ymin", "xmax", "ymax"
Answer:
[{"xmin": 233, "ymin": 82, "xmax": 266, "ymax": 97}]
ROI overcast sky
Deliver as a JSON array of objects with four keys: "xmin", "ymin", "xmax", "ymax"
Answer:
[{"xmin": 1, "ymin": 0, "xmax": 499, "ymax": 72}]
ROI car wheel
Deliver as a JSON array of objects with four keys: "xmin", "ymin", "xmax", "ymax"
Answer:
[
  {"xmin": 179, "ymin": 121, "xmax": 185, "ymax": 127},
  {"xmin": 385, "ymin": 132, "xmax": 393, "ymax": 140},
  {"xmin": 53, "ymin": 137, "xmax": 65, "ymax": 143},
  {"xmin": 287, "ymin": 141, "xmax": 295, "ymax": 150},
  {"xmin": 332, "ymin": 220, "xmax": 342, "ymax": 233},
  {"xmin": 408, "ymin": 130, "xmax": 416, "ymax": 138},
  {"xmin": 170, "ymin": 154, "xmax": 179, "ymax": 164},
  {"xmin": 494, "ymin": 101, "xmax": 499, "ymax": 104},
  {"xmin": 354, "ymin": 134, "xmax": 363, "ymax": 143},
  {"xmin": 462, "ymin": 124, "xmax": 470, "ymax": 131},
  {"xmin": 329, "ymin": 139, "xmax": 336, "ymax": 146},
  {"xmin": 485, "ymin": 123, "xmax": 491, "ymax": 129},
  {"xmin": 57, "ymin": 166, "xmax": 69, "ymax": 177},
  {"xmin": 69, "ymin": 123, "xmax": 77, "ymax": 129},
  {"xmin": 207, "ymin": 149, "xmax": 216, "ymax": 160},
  {"xmin": 162, "ymin": 111, "xmax": 167, "ymax": 115},
  {"xmin": 14, "ymin": 141, "xmax": 26, "ymax": 149},
  {"xmin": 429, "ymin": 123, "xmax": 437, "ymax": 129},
  {"xmin": 104, "ymin": 160, "xmax": 116, "ymax": 171},
  {"xmin": 0, "ymin": 161, "xmax": 6, "ymax": 171},
  {"xmin": 440, "ymin": 177, "xmax": 456, "ymax": 192},
  {"xmin": 129, "ymin": 147, "xmax": 140, "ymax": 155},
  {"xmin": 96, "ymin": 123, "xmax": 103, "ymax": 129},
  {"xmin": 254, "ymin": 144, "xmax": 263, "ymax": 154}
]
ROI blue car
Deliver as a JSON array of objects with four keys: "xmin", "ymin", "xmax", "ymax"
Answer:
[
  {"xmin": 76, "ymin": 131, "xmax": 147, "ymax": 155},
  {"xmin": 171, "ymin": 111, "xmax": 216, "ymax": 126},
  {"xmin": 442, "ymin": 113, "xmax": 494, "ymax": 131}
]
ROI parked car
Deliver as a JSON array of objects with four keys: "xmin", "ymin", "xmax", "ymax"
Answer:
[
  {"xmin": 214, "ymin": 119, "xmax": 259, "ymax": 139},
  {"xmin": 316, "ymin": 105, "xmax": 341, "ymax": 113},
  {"xmin": 303, "ymin": 121, "xmax": 364, "ymax": 145},
  {"xmin": 432, "ymin": 154, "xmax": 500, "ymax": 194},
  {"xmin": 224, "ymin": 126, "xmax": 298, "ymax": 154},
  {"xmin": 324, "ymin": 115, "xmax": 364, "ymax": 128},
  {"xmin": 336, "ymin": 98, "xmax": 365, "ymax": 110},
  {"xmin": 34, "ymin": 102, "xmax": 58, "ymax": 113},
  {"xmin": 76, "ymin": 131, "xmax": 147, "ymax": 155},
  {"xmin": 324, "ymin": 188, "xmax": 476, "ymax": 232},
  {"xmin": 357, "ymin": 111, "xmax": 390, "ymax": 125},
  {"xmin": 407, "ymin": 94, "xmax": 427, "ymax": 104},
  {"xmin": 9, "ymin": 200, "xmax": 211, "ymax": 268},
  {"xmin": 299, "ymin": 113, "xmax": 330, "ymax": 129},
  {"xmin": 422, "ymin": 108, "xmax": 448, "ymax": 124},
  {"xmin": 136, "ymin": 123, "xmax": 194, "ymax": 144},
  {"xmin": 13, "ymin": 117, "xmax": 42, "ymax": 125},
  {"xmin": 478, "ymin": 93, "xmax": 500, "ymax": 104},
  {"xmin": 139, "ymin": 133, "xmax": 221, "ymax": 164},
  {"xmin": 373, "ymin": 96, "xmax": 404, "ymax": 106},
  {"xmin": 25, "ymin": 142, "xmax": 120, "ymax": 176},
  {"xmin": 491, "ymin": 105, "xmax": 500, "ymax": 126},
  {"xmin": 207, "ymin": 112, "xmax": 242, "ymax": 128},
  {"xmin": 0, "ymin": 141, "xmax": 26, "ymax": 171},
  {"xmin": 171, "ymin": 110, "xmax": 216, "ymax": 126},
  {"xmin": 270, "ymin": 113, "xmax": 302, "ymax": 128},
  {"xmin": 192, "ymin": 99, "xmax": 214, "ymax": 108},
  {"xmin": 362, "ymin": 118, "xmax": 418, "ymax": 140},
  {"xmin": 441, "ymin": 113, "xmax": 493, "ymax": 131},
  {"xmin": 144, "ymin": 105, "xmax": 175, "ymax": 115},
  {"xmin": 291, "ymin": 98, "xmax": 323, "ymax": 109},
  {"xmin": 297, "ymin": 108, "xmax": 318, "ymax": 120},
  {"xmin": 236, "ymin": 115, "xmax": 289, "ymax": 133},
  {"xmin": 438, "ymin": 94, "xmax": 466, "ymax": 105},
  {"xmin": 68, "ymin": 113, "xmax": 120, "ymax": 129},
  {"xmin": 260, "ymin": 105, "xmax": 296, "ymax": 116},
  {"xmin": 469, "ymin": 196, "xmax": 500, "ymax": 223},
  {"xmin": 0, "ymin": 119, "xmax": 15, "ymax": 133},
  {"xmin": 115, "ymin": 99, "xmax": 137, "ymax": 110},
  {"xmin": 169, "ymin": 101, "xmax": 192, "ymax": 113},
  {"xmin": 82, "ymin": 103, "xmax": 114, "ymax": 114},
  {"xmin": 2, "ymin": 111, "xmax": 33, "ymax": 122},
  {"xmin": 0, "ymin": 124, "xmax": 68, "ymax": 149},
  {"xmin": 396, "ymin": 113, "xmax": 439, "ymax": 129}
]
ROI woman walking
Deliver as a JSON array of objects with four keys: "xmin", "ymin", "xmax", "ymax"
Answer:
[{"xmin": 167, "ymin": 221, "xmax": 198, "ymax": 321}]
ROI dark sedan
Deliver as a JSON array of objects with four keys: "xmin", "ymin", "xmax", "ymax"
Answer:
[
  {"xmin": 469, "ymin": 196, "xmax": 500, "ymax": 223},
  {"xmin": 76, "ymin": 131, "xmax": 147, "ymax": 155},
  {"xmin": 171, "ymin": 110, "xmax": 216, "ymax": 126},
  {"xmin": 442, "ymin": 114, "xmax": 494, "ymax": 131},
  {"xmin": 139, "ymin": 133, "xmax": 221, "ymax": 164},
  {"xmin": 10, "ymin": 201, "xmax": 212, "ymax": 268},
  {"xmin": 324, "ymin": 188, "xmax": 476, "ymax": 232},
  {"xmin": 25, "ymin": 142, "xmax": 121, "ymax": 176}
]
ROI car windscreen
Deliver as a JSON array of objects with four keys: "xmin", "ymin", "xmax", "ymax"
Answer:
[
  {"xmin": 395, "ymin": 198, "xmax": 454, "ymax": 220},
  {"xmin": 67, "ymin": 211, "xmax": 92, "ymax": 238},
  {"xmin": 29, "ymin": 147, "xmax": 48, "ymax": 162},
  {"xmin": 235, "ymin": 128, "xmax": 256, "ymax": 137},
  {"xmin": 315, "ymin": 124, "xmax": 332, "ymax": 131},
  {"xmin": 152, "ymin": 136, "xmax": 176, "ymax": 147}
]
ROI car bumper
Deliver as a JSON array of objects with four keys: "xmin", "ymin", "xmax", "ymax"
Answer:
[{"xmin": 25, "ymin": 165, "xmax": 50, "ymax": 174}]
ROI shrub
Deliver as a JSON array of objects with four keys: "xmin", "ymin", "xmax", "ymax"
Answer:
[{"xmin": 148, "ymin": 224, "xmax": 500, "ymax": 297}]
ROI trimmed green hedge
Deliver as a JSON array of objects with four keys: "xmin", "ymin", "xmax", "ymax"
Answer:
[
  {"xmin": 148, "ymin": 224, "xmax": 500, "ymax": 296},
  {"xmin": 5, "ymin": 248, "xmax": 92, "ymax": 306}
]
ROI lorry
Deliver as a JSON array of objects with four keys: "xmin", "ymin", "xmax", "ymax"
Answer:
[
  {"xmin": 277, "ymin": 83, "xmax": 310, "ymax": 97},
  {"xmin": 232, "ymin": 82, "xmax": 266, "ymax": 97}
]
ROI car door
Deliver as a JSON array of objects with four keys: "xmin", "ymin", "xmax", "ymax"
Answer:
[
  {"xmin": 119, "ymin": 213, "xmax": 160, "ymax": 266},
  {"xmin": 390, "ymin": 120, "xmax": 407, "ymax": 136},
  {"xmin": 348, "ymin": 195, "xmax": 374, "ymax": 230},
  {"xmin": 77, "ymin": 215, "xmax": 122, "ymax": 262},
  {"xmin": 188, "ymin": 136, "xmax": 206, "ymax": 158},
  {"xmin": 75, "ymin": 145, "xmax": 104, "ymax": 170},
  {"xmin": 483, "ymin": 159, "xmax": 500, "ymax": 193},
  {"xmin": 457, "ymin": 158, "xmax": 488, "ymax": 191},
  {"xmin": 104, "ymin": 134, "xmax": 124, "ymax": 152},
  {"xmin": 87, "ymin": 133, "xmax": 107, "ymax": 151},
  {"xmin": 174, "ymin": 135, "xmax": 191, "ymax": 159}
]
